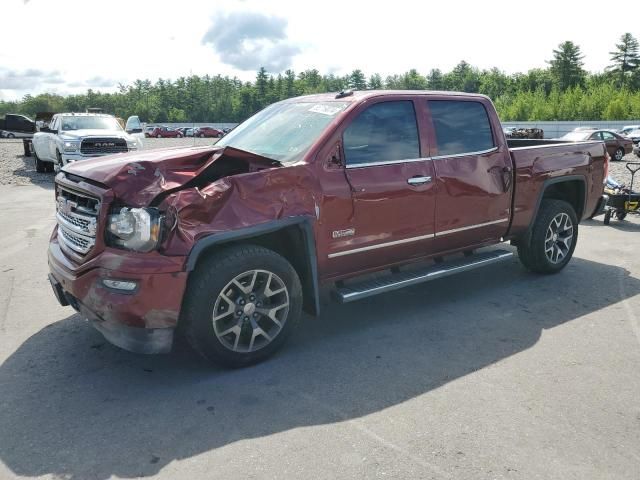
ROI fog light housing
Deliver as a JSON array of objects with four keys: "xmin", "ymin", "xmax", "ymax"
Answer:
[{"xmin": 102, "ymin": 279, "xmax": 138, "ymax": 292}]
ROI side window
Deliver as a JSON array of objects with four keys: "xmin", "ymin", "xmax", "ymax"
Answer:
[
  {"xmin": 428, "ymin": 100, "xmax": 495, "ymax": 156},
  {"xmin": 601, "ymin": 132, "xmax": 615, "ymax": 140},
  {"xmin": 589, "ymin": 132, "xmax": 602, "ymax": 140},
  {"xmin": 343, "ymin": 101, "xmax": 420, "ymax": 166}
]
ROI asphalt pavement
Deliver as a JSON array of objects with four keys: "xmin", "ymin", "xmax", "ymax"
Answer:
[{"xmin": 0, "ymin": 183, "xmax": 639, "ymax": 479}]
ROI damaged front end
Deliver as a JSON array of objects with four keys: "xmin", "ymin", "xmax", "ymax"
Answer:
[{"xmin": 49, "ymin": 144, "xmax": 318, "ymax": 353}]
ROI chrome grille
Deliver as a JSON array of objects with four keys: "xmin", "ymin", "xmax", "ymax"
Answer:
[
  {"xmin": 56, "ymin": 185, "xmax": 100, "ymax": 257},
  {"xmin": 80, "ymin": 137, "xmax": 128, "ymax": 155},
  {"xmin": 58, "ymin": 226, "xmax": 95, "ymax": 255}
]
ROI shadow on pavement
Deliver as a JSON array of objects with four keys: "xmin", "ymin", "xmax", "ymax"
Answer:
[
  {"xmin": 10, "ymin": 153, "xmax": 56, "ymax": 188},
  {"xmin": 1, "ymin": 256, "xmax": 639, "ymax": 478}
]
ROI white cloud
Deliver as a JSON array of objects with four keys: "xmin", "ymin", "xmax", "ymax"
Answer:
[{"xmin": 1, "ymin": 0, "xmax": 638, "ymax": 100}]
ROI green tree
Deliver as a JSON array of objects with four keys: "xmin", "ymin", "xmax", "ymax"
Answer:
[
  {"xmin": 547, "ymin": 41, "xmax": 586, "ymax": 91},
  {"xmin": 608, "ymin": 33, "xmax": 640, "ymax": 87},
  {"xmin": 348, "ymin": 69, "xmax": 367, "ymax": 90}
]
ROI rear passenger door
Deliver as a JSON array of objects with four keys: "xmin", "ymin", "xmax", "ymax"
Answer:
[{"xmin": 425, "ymin": 99, "xmax": 512, "ymax": 252}]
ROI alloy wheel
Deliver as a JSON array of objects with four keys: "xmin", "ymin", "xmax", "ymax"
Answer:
[
  {"xmin": 544, "ymin": 212, "xmax": 573, "ymax": 264},
  {"xmin": 212, "ymin": 269, "xmax": 289, "ymax": 353}
]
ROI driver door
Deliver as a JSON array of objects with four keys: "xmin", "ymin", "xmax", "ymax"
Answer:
[{"xmin": 325, "ymin": 99, "xmax": 436, "ymax": 275}]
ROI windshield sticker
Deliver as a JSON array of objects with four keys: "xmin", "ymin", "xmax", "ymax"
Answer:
[{"xmin": 309, "ymin": 104, "xmax": 343, "ymax": 116}]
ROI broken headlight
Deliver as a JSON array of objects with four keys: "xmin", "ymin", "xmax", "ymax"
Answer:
[{"xmin": 107, "ymin": 207, "xmax": 162, "ymax": 252}]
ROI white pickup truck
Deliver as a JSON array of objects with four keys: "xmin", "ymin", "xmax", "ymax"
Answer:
[{"xmin": 31, "ymin": 113, "xmax": 143, "ymax": 172}]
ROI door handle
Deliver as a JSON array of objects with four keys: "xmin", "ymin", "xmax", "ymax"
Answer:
[{"xmin": 407, "ymin": 176, "xmax": 432, "ymax": 186}]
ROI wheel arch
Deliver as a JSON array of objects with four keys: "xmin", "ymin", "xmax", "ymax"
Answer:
[
  {"xmin": 186, "ymin": 217, "xmax": 320, "ymax": 316},
  {"xmin": 518, "ymin": 175, "xmax": 586, "ymax": 245}
]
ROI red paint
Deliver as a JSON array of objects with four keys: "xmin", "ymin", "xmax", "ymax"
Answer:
[
  {"xmin": 149, "ymin": 126, "xmax": 183, "ymax": 138},
  {"xmin": 48, "ymin": 91, "xmax": 606, "ymax": 350}
]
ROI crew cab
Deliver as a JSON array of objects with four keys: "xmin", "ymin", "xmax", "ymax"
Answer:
[
  {"xmin": 47, "ymin": 91, "xmax": 607, "ymax": 367},
  {"xmin": 31, "ymin": 113, "xmax": 143, "ymax": 172}
]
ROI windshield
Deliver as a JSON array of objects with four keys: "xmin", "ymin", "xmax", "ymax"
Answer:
[
  {"xmin": 561, "ymin": 132, "xmax": 591, "ymax": 141},
  {"xmin": 216, "ymin": 101, "xmax": 349, "ymax": 162},
  {"xmin": 60, "ymin": 116, "xmax": 122, "ymax": 131}
]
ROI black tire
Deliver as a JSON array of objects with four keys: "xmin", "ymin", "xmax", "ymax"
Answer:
[
  {"xmin": 182, "ymin": 244, "xmax": 303, "ymax": 368},
  {"xmin": 615, "ymin": 211, "xmax": 627, "ymax": 221},
  {"xmin": 613, "ymin": 147, "xmax": 624, "ymax": 161},
  {"xmin": 56, "ymin": 150, "xmax": 63, "ymax": 171},
  {"xmin": 23, "ymin": 140, "xmax": 31, "ymax": 157},
  {"xmin": 517, "ymin": 199, "xmax": 578, "ymax": 274},
  {"xmin": 33, "ymin": 150, "xmax": 46, "ymax": 173},
  {"xmin": 604, "ymin": 210, "xmax": 612, "ymax": 225},
  {"xmin": 156, "ymin": 134, "xmax": 161, "ymax": 138},
  {"xmin": 7, "ymin": 133, "xmax": 15, "ymax": 138}
]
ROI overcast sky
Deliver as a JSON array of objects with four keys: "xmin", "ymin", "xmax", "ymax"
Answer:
[{"xmin": 1, "ymin": 0, "xmax": 638, "ymax": 100}]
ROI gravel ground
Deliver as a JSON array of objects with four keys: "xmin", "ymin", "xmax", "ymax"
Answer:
[
  {"xmin": 0, "ymin": 137, "xmax": 215, "ymax": 186},
  {"xmin": 1, "ymin": 138, "xmax": 638, "ymax": 187}
]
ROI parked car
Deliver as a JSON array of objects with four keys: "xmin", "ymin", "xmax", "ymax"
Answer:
[
  {"xmin": 144, "ymin": 126, "xmax": 157, "ymax": 137},
  {"xmin": 150, "ymin": 126, "xmax": 183, "ymax": 138},
  {"xmin": 48, "ymin": 90, "xmax": 607, "ymax": 367},
  {"xmin": 0, "ymin": 114, "xmax": 36, "ymax": 138},
  {"xmin": 31, "ymin": 113, "xmax": 142, "ymax": 172},
  {"xmin": 195, "ymin": 126, "xmax": 224, "ymax": 138},
  {"xmin": 572, "ymin": 126, "xmax": 598, "ymax": 132},
  {"xmin": 175, "ymin": 127, "xmax": 190, "ymax": 137},
  {"xmin": 184, "ymin": 128, "xmax": 195, "ymax": 137},
  {"xmin": 620, "ymin": 125, "xmax": 640, "ymax": 136},
  {"xmin": 624, "ymin": 129, "xmax": 640, "ymax": 145},
  {"xmin": 560, "ymin": 129, "xmax": 633, "ymax": 161},
  {"xmin": 633, "ymin": 143, "xmax": 640, "ymax": 158}
]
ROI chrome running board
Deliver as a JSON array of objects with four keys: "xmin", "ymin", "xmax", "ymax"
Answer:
[{"xmin": 334, "ymin": 249, "xmax": 514, "ymax": 303}]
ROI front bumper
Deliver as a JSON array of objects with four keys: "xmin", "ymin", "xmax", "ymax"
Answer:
[
  {"xmin": 61, "ymin": 150, "xmax": 136, "ymax": 164},
  {"xmin": 48, "ymin": 238, "xmax": 188, "ymax": 354}
]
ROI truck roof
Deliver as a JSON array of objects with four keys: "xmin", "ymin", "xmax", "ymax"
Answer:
[{"xmin": 285, "ymin": 90, "xmax": 491, "ymax": 103}]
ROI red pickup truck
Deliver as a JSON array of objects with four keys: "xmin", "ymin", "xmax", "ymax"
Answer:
[{"xmin": 48, "ymin": 91, "xmax": 608, "ymax": 367}]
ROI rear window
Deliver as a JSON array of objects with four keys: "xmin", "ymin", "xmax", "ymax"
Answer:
[
  {"xmin": 343, "ymin": 101, "xmax": 420, "ymax": 166},
  {"xmin": 428, "ymin": 100, "xmax": 494, "ymax": 156}
]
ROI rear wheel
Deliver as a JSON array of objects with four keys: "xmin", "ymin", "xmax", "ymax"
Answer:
[
  {"xmin": 156, "ymin": 134, "xmax": 161, "ymax": 138},
  {"xmin": 7, "ymin": 133, "xmax": 15, "ymax": 139},
  {"xmin": 517, "ymin": 199, "xmax": 578, "ymax": 274},
  {"xmin": 614, "ymin": 147, "xmax": 624, "ymax": 161},
  {"xmin": 182, "ymin": 245, "xmax": 303, "ymax": 368},
  {"xmin": 33, "ymin": 150, "xmax": 47, "ymax": 173},
  {"xmin": 615, "ymin": 210, "xmax": 627, "ymax": 221},
  {"xmin": 199, "ymin": 133, "xmax": 205, "ymax": 138}
]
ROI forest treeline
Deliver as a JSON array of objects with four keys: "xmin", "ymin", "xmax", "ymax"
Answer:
[{"xmin": 2, "ymin": 35, "xmax": 640, "ymax": 122}]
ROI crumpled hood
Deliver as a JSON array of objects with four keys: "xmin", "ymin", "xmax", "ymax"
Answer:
[{"xmin": 62, "ymin": 145, "xmax": 279, "ymax": 206}]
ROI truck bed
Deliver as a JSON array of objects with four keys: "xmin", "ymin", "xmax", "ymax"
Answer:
[{"xmin": 507, "ymin": 139, "xmax": 607, "ymax": 237}]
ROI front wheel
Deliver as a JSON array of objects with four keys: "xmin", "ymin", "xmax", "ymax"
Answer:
[
  {"xmin": 517, "ymin": 199, "xmax": 578, "ymax": 274},
  {"xmin": 614, "ymin": 147, "xmax": 624, "ymax": 161},
  {"xmin": 7, "ymin": 133, "xmax": 15, "ymax": 138},
  {"xmin": 156, "ymin": 134, "xmax": 161, "ymax": 138},
  {"xmin": 182, "ymin": 245, "xmax": 303, "ymax": 368}
]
